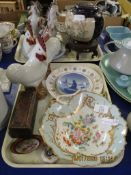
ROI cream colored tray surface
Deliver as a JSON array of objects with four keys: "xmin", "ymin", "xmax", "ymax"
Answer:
[
  {"xmin": 2, "ymin": 63, "xmax": 125, "ymax": 168},
  {"xmin": 14, "ymin": 35, "xmax": 103, "ymax": 64}
]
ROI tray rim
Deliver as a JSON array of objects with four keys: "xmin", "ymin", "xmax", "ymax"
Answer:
[{"xmin": 2, "ymin": 63, "xmax": 126, "ymax": 168}]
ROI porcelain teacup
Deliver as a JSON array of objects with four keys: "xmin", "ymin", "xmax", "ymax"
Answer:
[
  {"xmin": 0, "ymin": 22, "xmax": 17, "ymax": 54},
  {"xmin": 0, "ymin": 33, "xmax": 17, "ymax": 54}
]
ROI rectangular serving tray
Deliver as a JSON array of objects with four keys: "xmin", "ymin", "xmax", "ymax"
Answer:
[
  {"xmin": 14, "ymin": 35, "xmax": 104, "ymax": 64},
  {"xmin": 2, "ymin": 63, "xmax": 125, "ymax": 168}
]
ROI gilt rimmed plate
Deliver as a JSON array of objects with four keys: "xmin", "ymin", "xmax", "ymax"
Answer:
[
  {"xmin": 46, "ymin": 65, "xmax": 104, "ymax": 99},
  {"xmin": 40, "ymin": 91, "xmax": 127, "ymax": 167}
]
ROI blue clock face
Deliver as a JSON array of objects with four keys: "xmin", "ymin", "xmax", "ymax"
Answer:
[{"xmin": 57, "ymin": 73, "xmax": 90, "ymax": 94}]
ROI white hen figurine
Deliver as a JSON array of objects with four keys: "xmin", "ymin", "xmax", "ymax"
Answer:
[{"xmin": 6, "ymin": 35, "xmax": 49, "ymax": 87}]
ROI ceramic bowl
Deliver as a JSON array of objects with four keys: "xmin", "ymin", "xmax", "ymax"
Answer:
[
  {"xmin": 110, "ymin": 32, "xmax": 131, "ymax": 42},
  {"xmin": 106, "ymin": 26, "xmax": 131, "ymax": 35},
  {"xmin": 56, "ymin": 72, "xmax": 93, "ymax": 94}
]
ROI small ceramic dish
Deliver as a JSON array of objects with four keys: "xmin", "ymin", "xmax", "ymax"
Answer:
[
  {"xmin": 41, "ymin": 146, "xmax": 58, "ymax": 164},
  {"xmin": 106, "ymin": 26, "xmax": 131, "ymax": 35},
  {"xmin": 56, "ymin": 72, "xmax": 93, "ymax": 94},
  {"xmin": 10, "ymin": 135, "xmax": 42, "ymax": 154},
  {"xmin": 110, "ymin": 32, "xmax": 131, "ymax": 43},
  {"xmin": 106, "ymin": 26, "xmax": 131, "ymax": 48},
  {"xmin": 40, "ymin": 91, "xmax": 127, "ymax": 167},
  {"xmin": 46, "ymin": 65, "xmax": 104, "ymax": 99}
]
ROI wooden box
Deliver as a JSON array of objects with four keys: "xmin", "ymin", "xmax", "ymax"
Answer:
[{"xmin": 9, "ymin": 88, "xmax": 38, "ymax": 138}]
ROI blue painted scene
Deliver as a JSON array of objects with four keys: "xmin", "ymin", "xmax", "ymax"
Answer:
[{"xmin": 57, "ymin": 73, "xmax": 89, "ymax": 94}]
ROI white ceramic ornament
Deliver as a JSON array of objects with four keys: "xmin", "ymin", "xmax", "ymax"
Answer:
[
  {"xmin": 21, "ymin": 30, "xmax": 36, "ymax": 60},
  {"xmin": 6, "ymin": 35, "xmax": 50, "ymax": 87},
  {"xmin": 27, "ymin": 1, "xmax": 43, "ymax": 37}
]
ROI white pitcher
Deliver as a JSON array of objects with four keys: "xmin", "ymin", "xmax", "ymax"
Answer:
[{"xmin": 104, "ymin": 38, "xmax": 131, "ymax": 75}]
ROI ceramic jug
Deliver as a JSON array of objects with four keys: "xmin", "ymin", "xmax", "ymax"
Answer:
[
  {"xmin": 65, "ymin": 3, "xmax": 104, "ymax": 42},
  {"xmin": 0, "ymin": 86, "xmax": 8, "ymax": 130},
  {"xmin": 0, "ymin": 22, "xmax": 16, "ymax": 54},
  {"xmin": 104, "ymin": 38, "xmax": 131, "ymax": 75}
]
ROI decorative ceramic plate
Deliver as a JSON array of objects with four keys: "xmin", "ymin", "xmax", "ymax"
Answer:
[
  {"xmin": 40, "ymin": 91, "xmax": 127, "ymax": 167},
  {"xmin": 46, "ymin": 65, "xmax": 104, "ymax": 99},
  {"xmin": 100, "ymin": 54, "xmax": 131, "ymax": 103}
]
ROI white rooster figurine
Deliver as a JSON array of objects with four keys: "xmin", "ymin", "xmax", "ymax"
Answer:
[
  {"xmin": 21, "ymin": 0, "xmax": 45, "ymax": 60},
  {"xmin": 6, "ymin": 35, "xmax": 49, "ymax": 87}
]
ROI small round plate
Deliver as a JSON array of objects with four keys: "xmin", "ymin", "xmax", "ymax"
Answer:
[
  {"xmin": 46, "ymin": 65, "xmax": 104, "ymax": 99},
  {"xmin": 56, "ymin": 72, "xmax": 93, "ymax": 94},
  {"xmin": 10, "ymin": 135, "xmax": 42, "ymax": 154}
]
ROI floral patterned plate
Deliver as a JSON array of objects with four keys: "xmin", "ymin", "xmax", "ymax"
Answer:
[
  {"xmin": 46, "ymin": 65, "xmax": 103, "ymax": 99},
  {"xmin": 40, "ymin": 91, "xmax": 127, "ymax": 167}
]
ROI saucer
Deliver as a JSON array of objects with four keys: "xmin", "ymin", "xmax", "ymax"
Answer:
[
  {"xmin": 56, "ymin": 72, "xmax": 93, "ymax": 94},
  {"xmin": 46, "ymin": 65, "xmax": 104, "ymax": 99}
]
